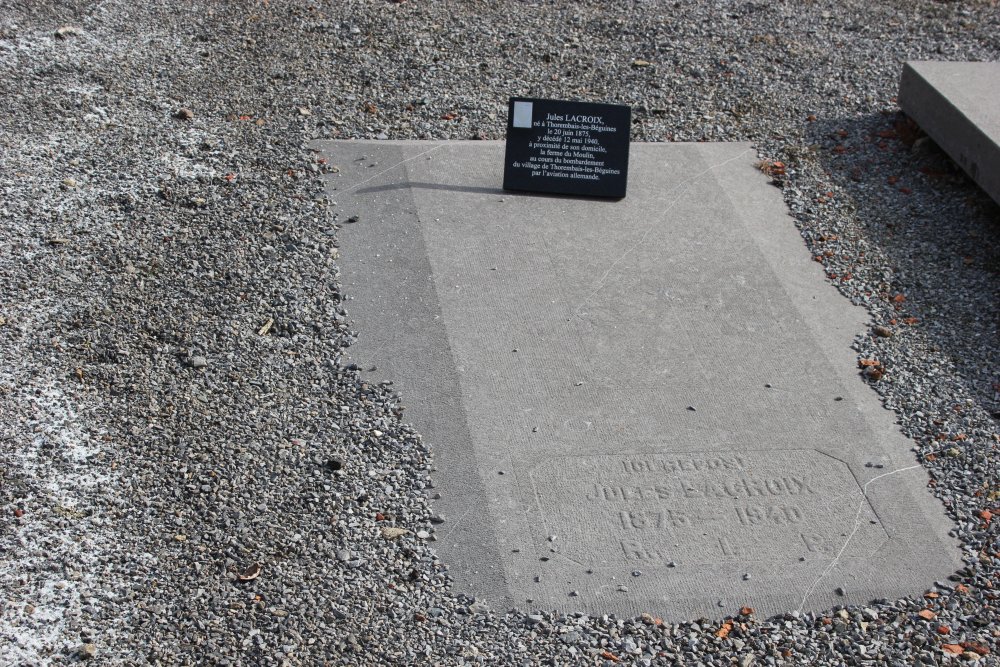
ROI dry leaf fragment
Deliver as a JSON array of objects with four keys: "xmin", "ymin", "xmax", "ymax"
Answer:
[
  {"xmin": 863, "ymin": 366, "xmax": 884, "ymax": 381},
  {"xmin": 942, "ymin": 644, "xmax": 963, "ymax": 655},
  {"xmin": 917, "ymin": 609, "xmax": 936, "ymax": 620},
  {"xmin": 757, "ymin": 160, "xmax": 786, "ymax": 177},
  {"xmin": 963, "ymin": 642, "xmax": 990, "ymax": 656},
  {"xmin": 238, "ymin": 563, "xmax": 262, "ymax": 581},
  {"xmin": 715, "ymin": 620, "xmax": 733, "ymax": 638}
]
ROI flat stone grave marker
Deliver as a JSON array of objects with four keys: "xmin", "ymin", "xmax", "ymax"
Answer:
[{"xmin": 315, "ymin": 140, "xmax": 960, "ymax": 621}]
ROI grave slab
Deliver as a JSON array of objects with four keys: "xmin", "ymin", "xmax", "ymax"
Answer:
[
  {"xmin": 315, "ymin": 140, "xmax": 960, "ymax": 621},
  {"xmin": 899, "ymin": 60, "xmax": 1000, "ymax": 206}
]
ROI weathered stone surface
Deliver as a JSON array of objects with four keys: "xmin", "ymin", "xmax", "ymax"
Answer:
[
  {"xmin": 899, "ymin": 61, "xmax": 1000, "ymax": 206},
  {"xmin": 316, "ymin": 140, "xmax": 960, "ymax": 621}
]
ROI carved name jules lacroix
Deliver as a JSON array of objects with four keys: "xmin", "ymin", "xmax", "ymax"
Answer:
[
  {"xmin": 586, "ymin": 476, "xmax": 814, "ymax": 502},
  {"xmin": 584, "ymin": 455, "xmax": 813, "ymax": 501}
]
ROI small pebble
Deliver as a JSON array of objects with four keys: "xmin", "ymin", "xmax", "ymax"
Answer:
[
  {"xmin": 873, "ymin": 325, "xmax": 893, "ymax": 338},
  {"xmin": 55, "ymin": 26, "xmax": 81, "ymax": 39}
]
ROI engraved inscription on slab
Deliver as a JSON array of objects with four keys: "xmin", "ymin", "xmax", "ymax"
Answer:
[
  {"xmin": 528, "ymin": 450, "xmax": 887, "ymax": 566},
  {"xmin": 502, "ymin": 97, "xmax": 631, "ymax": 199}
]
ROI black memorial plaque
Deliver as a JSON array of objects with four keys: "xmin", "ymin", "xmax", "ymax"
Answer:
[{"xmin": 502, "ymin": 97, "xmax": 631, "ymax": 199}]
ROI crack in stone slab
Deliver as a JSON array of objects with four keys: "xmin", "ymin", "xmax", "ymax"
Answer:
[{"xmin": 796, "ymin": 463, "xmax": 923, "ymax": 614}]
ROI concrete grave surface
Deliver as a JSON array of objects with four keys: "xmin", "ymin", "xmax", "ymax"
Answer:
[
  {"xmin": 315, "ymin": 140, "xmax": 961, "ymax": 621},
  {"xmin": 899, "ymin": 60, "xmax": 1000, "ymax": 206}
]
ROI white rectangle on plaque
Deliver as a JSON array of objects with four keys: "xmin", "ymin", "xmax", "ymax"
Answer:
[{"xmin": 512, "ymin": 101, "xmax": 533, "ymax": 128}]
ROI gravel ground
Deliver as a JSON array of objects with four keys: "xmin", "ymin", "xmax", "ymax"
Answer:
[{"xmin": 1, "ymin": 0, "xmax": 997, "ymax": 665}]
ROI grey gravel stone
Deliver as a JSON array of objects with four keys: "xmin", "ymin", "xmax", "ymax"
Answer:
[{"xmin": 0, "ymin": 1, "xmax": 996, "ymax": 666}]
